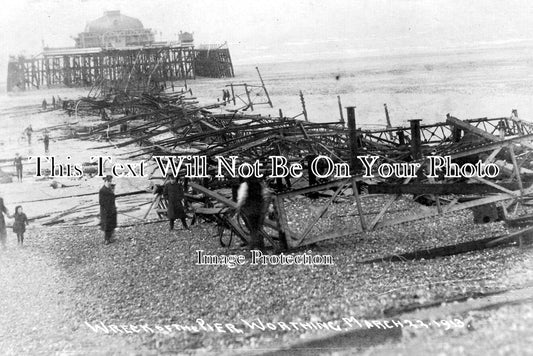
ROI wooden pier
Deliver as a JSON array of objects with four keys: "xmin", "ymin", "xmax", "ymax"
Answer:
[{"xmin": 7, "ymin": 45, "xmax": 234, "ymax": 91}]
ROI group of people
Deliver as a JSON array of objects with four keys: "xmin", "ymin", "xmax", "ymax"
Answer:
[
  {"xmin": 221, "ymin": 89, "xmax": 232, "ymax": 102},
  {"xmin": 97, "ymin": 174, "xmax": 269, "ymax": 250},
  {"xmin": 22, "ymin": 125, "xmax": 49, "ymax": 150},
  {"xmin": 41, "ymin": 96, "xmax": 60, "ymax": 111},
  {"xmin": 159, "ymin": 175, "xmax": 269, "ymax": 251},
  {"xmin": 13, "ymin": 129, "xmax": 50, "ymax": 182},
  {"xmin": 3, "ymin": 173, "xmax": 269, "ymax": 250},
  {"xmin": 0, "ymin": 196, "xmax": 29, "ymax": 249},
  {"xmin": 97, "ymin": 174, "xmax": 191, "ymax": 245}
]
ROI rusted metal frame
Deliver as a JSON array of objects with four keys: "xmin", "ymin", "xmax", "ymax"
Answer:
[
  {"xmin": 509, "ymin": 116, "xmax": 533, "ymax": 135},
  {"xmin": 448, "ymin": 116, "xmax": 533, "ymax": 156},
  {"xmin": 351, "ymin": 176, "xmax": 368, "ymax": 231},
  {"xmin": 317, "ymin": 142, "xmax": 344, "ymax": 162},
  {"xmin": 368, "ymin": 194, "xmax": 401, "ymax": 231},
  {"xmin": 361, "ymin": 133, "xmax": 399, "ymax": 146},
  {"xmin": 143, "ymin": 194, "xmax": 161, "ymax": 220},
  {"xmin": 509, "ymin": 145, "xmax": 525, "ymax": 197},
  {"xmin": 448, "ymin": 133, "xmax": 533, "ymax": 159},
  {"xmin": 470, "ymin": 177, "xmax": 519, "ymax": 197},
  {"xmin": 298, "ymin": 122, "xmax": 320, "ymax": 156},
  {"xmin": 447, "ymin": 115, "xmax": 501, "ymax": 142},
  {"xmin": 374, "ymin": 189, "xmax": 532, "ymax": 229},
  {"xmin": 475, "ymin": 119, "xmax": 499, "ymax": 135},
  {"xmin": 440, "ymin": 125, "xmax": 450, "ymax": 141},
  {"xmin": 101, "ymin": 124, "xmax": 177, "ymax": 148},
  {"xmin": 507, "ymin": 148, "xmax": 532, "ymax": 181},
  {"xmin": 203, "ymin": 135, "xmax": 273, "ymax": 157},
  {"xmin": 173, "ymin": 122, "xmax": 291, "ymax": 148},
  {"xmin": 368, "ymin": 153, "xmax": 428, "ymax": 230},
  {"xmin": 243, "ymin": 84, "xmax": 254, "ymax": 111},
  {"xmin": 295, "ymin": 179, "xmax": 351, "ymax": 246},
  {"xmin": 367, "ymin": 181, "xmax": 533, "ymax": 195},
  {"xmin": 421, "ymin": 125, "xmax": 446, "ymax": 142},
  {"xmin": 426, "ymin": 176, "xmax": 443, "ymax": 214},
  {"xmin": 273, "ymin": 196, "xmax": 290, "ymax": 249},
  {"xmin": 443, "ymin": 197, "xmax": 459, "ymax": 213},
  {"xmin": 419, "ymin": 126, "xmax": 430, "ymax": 143},
  {"xmin": 516, "ymin": 151, "xmax": 532, "ymax": 169},
  {"xmin": 485, "ymin": 147, "xmax": 503, "ymax": 163},
  {"xmin": 201, "ymin": 131, "xmax": 319, "ymax": 157},
  {"xmin": 277, "ymin": 178, "xmax": 351, "ymax": 199},
  {"xmin": 189, "ymin": 182, "xmax": 278, "ymax": 230}
]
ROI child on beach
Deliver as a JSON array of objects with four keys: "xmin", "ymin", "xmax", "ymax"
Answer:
[{"xmin": 12, "ymin": 205, "xmax": 28, "ymax": 246}]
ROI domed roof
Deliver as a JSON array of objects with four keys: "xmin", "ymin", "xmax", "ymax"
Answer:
[{"xmin": 85, "ymin": 11, "xmax": 144, "ymax": 33}]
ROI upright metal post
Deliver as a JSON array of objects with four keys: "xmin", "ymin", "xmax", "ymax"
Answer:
[
  {"xmin": 346, "ymin": 106, "xmax": 359, "ymax": 171},
  {"xmin": 384, "ymin": 104, "xmax": 392, "ymax": 128},
  {"xmin": 256, "ymin": 67, "xmax": 273, "ymax": 107},
  {"xmin": 397, "ymin": 130, "xmax": 406, "ymax": 145},
  {"xmin": 346, "ymin": 106, "xmax": 367, "ymax": 231},
  {"xmin": 300, "ymin": 91, "xmax": 308, "ymax": 122},
  {"xmin": 244, "ymin": 84, "xmax": 254, "ymax": 111},
  {"xmin": 409, "ymin": 119, "xmax": 422, "ymax": 160},
  {"xmin": 337, "ymin": 96, "xmax": 345, "ymax": 124}
]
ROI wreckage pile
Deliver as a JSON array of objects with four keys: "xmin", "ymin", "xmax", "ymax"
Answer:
[{"xmin": 42, "ymin": 80, "xmax": 533, "ymax": 255}]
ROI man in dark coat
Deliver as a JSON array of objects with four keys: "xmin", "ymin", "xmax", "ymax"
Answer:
[
  {"xmin": 236, "ymin": 177, "xmax": 267, "ymax": 251},
  {"xmin": 99, "ymin": 175, "xmax": 117, "ymax": 244},
  {"xmin": 163, "ymin": 176, "xmax": 189, "ymax": 231},
  {"xmin": 0, "ymin": 197, "xmax": 10, "ymax": 250}
]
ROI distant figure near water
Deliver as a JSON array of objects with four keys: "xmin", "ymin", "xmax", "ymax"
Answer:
[
  {"xmin": 43, "ymin": 130, "xmax": 50, "ymax": 154},
  {"xmin": 24, "ymin": 125, "xmax": 33, "ymax": 145},
  {"xmin": 13, "ymin": 153, "xmax": 23, "ymax": 182}
]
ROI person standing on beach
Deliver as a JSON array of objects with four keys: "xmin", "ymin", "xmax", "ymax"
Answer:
[
  {"xmin": 99, "ymin": 175, "xmax": 117, "ymax": 244},
  {"xmin": 43, "ymin": 130, "xmax": 50, "ymax": 154},
  {"xmin": 163, "ymin": 176, "xmax": 189, "ymax": 231},
  {"xmin": 13, "ymin": 153, "xmax": 23, "ymax": 182},
  {"xmin": 236, "ymin": 177, "xmax": 268, "ymax": 251},
  {"xmin": 24, "ymin": 125, "xmax": 33, "ymax": 145},
  {"xmin": 0, "ymin": 196, "xmax": 10, "ymax": 250},
  {"xmin": 12, "ymin": 205, "xmax": 28, "ymax": 246}
]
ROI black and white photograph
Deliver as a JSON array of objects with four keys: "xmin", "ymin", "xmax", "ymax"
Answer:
[{"xmin": 1, "ymin": 0, "xmax": 532, "ymax": 354}]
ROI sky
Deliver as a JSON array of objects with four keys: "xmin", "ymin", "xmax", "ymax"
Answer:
[{"xmin": 1, "ymin": 0, "xmax": 533, "ymax": 72}]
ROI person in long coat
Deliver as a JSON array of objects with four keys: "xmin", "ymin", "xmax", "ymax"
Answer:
[
  {"xmin": 99, "ymin": 175, "xmax": 117, "ymax": 244},
  {"xmin": 43, "ymin": 130, "xmax": 50, "ymax": 155},
  {"xmin": 236, "ymin": 177, "xmax": 268, "ymax": 251},
  {"xmin": 163, "ymin": 176, "xmax": 189, "ymax": 231},
  {"xmin": 0, "ymin": 196, "xmax": 10, "ymax": 250}
]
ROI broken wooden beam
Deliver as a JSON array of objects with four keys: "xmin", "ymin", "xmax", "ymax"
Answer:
[{"xmin": 361, "ymin": 226, "xmax": 533, "ymax": 263}]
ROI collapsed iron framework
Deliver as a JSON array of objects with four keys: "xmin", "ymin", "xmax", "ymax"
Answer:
[{"xmin": 34, "ymin": 83, "xmax": 533, "ymax": 252}]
